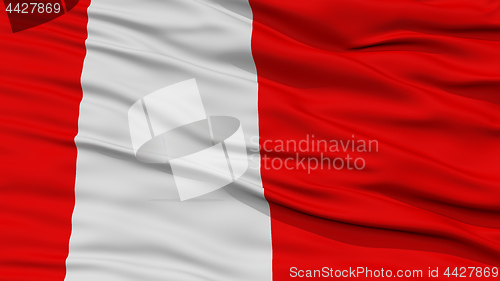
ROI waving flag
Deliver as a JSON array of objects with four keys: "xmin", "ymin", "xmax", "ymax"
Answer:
[{"xmin": 1, "ymin": 0, "xmax": 499, "ymax": 280}]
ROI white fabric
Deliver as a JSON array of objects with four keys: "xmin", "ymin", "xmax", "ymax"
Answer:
[{"xmin": 65, "ymin": 0, "xmax": 272, "ymax": 280}]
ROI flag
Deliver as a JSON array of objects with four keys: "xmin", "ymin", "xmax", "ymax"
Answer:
[{"xmin": 1, "ymin": 0, "xmax": 499, "ymax": 280}]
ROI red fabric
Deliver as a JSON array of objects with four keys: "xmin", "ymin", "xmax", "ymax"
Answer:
[
  {"xmin": 0, "ymin": 1, "xmax": 88, "ymax": 280},
  {"xmin": 251, "ymin": 0, "xmax": 500, "ymax": 279}
]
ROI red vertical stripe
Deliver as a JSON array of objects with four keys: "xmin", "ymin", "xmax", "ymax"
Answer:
[
  {"xmin": 251, "ymin": 0, "xmax": 500, "ymax": 279},
  {"xmin": 0, "ymin": 2, "xmax": 88, "ymax": 280}
]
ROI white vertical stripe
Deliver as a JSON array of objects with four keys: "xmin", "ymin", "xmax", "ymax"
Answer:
[{"xmin": 65, "ymin": 1, "xmax": 272, "ymax": 280}]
